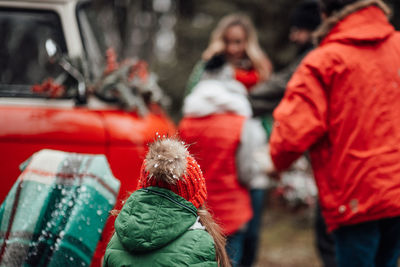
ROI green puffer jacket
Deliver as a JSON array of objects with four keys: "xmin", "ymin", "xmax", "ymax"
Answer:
[{"xmin": 103, "ymin": 187, "xmax": 217, "ymax": 267}]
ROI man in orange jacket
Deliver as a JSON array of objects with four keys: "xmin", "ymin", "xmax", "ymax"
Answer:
[{"xmin": 268, "ymin": 0, "xmax": 400, "ymax": 266}]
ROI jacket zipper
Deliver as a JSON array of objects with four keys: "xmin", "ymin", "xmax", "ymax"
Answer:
[{"xmin": 142, "ymin": 188, "xmax": 198, "ymax": 217}]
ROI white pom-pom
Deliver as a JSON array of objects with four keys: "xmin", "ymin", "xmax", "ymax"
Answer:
[{"xmin": 145, "ymin": 138, "xmax": 188, "ymax": 184}]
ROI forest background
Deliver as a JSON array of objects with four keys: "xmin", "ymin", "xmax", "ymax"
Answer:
[{"xmin": 91, "ymin": 0, "xmax": 400, "ymax": 120}]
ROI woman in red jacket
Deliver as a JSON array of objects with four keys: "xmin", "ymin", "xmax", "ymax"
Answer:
[
  {"xmin": 179, "ymin": 78, "xmax": 269, "ymax": 267},
  {"xmin": 268, "ymin": 0, "xmax": 400, "ymax": 266}
]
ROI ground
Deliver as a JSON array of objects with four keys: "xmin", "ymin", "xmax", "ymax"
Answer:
[{"xmin": 255, "ymin": 197, "xmax": 322, "ymax": 267}]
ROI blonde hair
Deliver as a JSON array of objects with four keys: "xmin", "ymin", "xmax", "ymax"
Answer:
[{"xmin": 202, "ymin": 14, "xmax": 272, "ymax": 81}]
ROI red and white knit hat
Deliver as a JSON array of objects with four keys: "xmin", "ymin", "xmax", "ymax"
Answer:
[{"xmin": 137, "ymin": 138, "xmax": 207, "ymax": 209}]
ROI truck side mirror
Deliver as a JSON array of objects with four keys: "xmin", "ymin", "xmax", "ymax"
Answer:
[
  {"xmin": 44, "ymin": 38, "xmax": 87, "ymax": 105},
  {"xmin": 45, "ymin": 39, "xmax": 61, "ymax": 63}
]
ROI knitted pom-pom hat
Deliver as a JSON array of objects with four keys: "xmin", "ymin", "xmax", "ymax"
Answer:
[{"xmin": 137, "ymin": 138, "xmax": 207, "ymax": 209}]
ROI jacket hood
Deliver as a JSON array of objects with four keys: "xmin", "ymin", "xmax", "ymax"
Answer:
[
  {"xmin": 114, "ymin": 187, "xmax": 198, "ymax": 252},
  {"xmin": 183, "ymin": 79, "xmax": 252, "ymax": 118},
  {"xmin": 314, "ymin": 0, "xmax": 393, "ymax": 45}
]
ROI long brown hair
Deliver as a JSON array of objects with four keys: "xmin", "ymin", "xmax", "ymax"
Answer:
[
  {"xmin": 198, "ymin": 206, "xmax": 231, "ymax": 267},
  {"xmin": 202, "ymin": 13, "xmax": 272, "ymax": 81}
]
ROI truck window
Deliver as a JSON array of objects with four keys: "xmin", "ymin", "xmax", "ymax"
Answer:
[
  {"xmin": 77, "ymin": 3, "xmax": 106, "ymax": 81},
  {"xmin": 0, "ymin": 8, "xmax": 67, "ymax": 97}
]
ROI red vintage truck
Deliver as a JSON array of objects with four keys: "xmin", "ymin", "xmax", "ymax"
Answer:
[{"xmin": 0, "ymin": 0, "xmax": 176, "ymax": 265}]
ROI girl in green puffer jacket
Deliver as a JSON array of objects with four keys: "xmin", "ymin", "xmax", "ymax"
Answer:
[{"xmin": 103, "ymin": 138, "xmax": 231, "ymax": 267}]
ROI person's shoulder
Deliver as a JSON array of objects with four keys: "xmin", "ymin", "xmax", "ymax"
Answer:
[
  {"xmin": 180, "ymin": 228, "xmax": 215, "ymax": 247},
  {"xmin": 302, "ymin": 45, "xmax": 343, "ymax": 66},
  {"xmin": 179, "ymin": 229, "xmax": 215, "ymax": 251},
  {"xmin": 140, "ymin": 228, "xmax": 216, "ymax": 266},
  {"xmin": 103, "ymin": 234, "xmax": 132, "ymax": 267},
  {"xmin": 105, "ymin": 233, "xmax": 124, "ymax": 251},
  {"xmin": 294, "ymin": 45, "xmax": 347, "ymax": 80},
  {"xmin": 180, "ymin": 229, "xmax": 217, "ymax": 265},
  {"xmin": 204, "ymin": 54, "xmax": 226, "ymax": 71}
]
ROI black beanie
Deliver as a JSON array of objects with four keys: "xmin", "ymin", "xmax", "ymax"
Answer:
[
  {"xmin": 319, "ymin": 0, "xmax": 359, "ymax": 16},
  {"xmin": 291, "ymin": 0, "xmax": 322, "ymax": 31}
]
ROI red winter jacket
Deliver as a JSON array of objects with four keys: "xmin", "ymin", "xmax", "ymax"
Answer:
[
  {"xmin": 270, "ymin": 6, "xmax": 400, "ymax": 231},
  {"xmin": 179, "ymin": 114, "xmax": 252, "ymax": 235}
]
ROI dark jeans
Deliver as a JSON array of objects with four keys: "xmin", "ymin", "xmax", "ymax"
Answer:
[
  {"xmin": 240, "ymin": 189, "xmax": 266, "ymax": 267},
  {"xmin": 315, "ymin": 203, "xmax": 337, "ymax": 267},
  {"xmin": 333, "ymin": 216, "xmax": 400, "ymax": 267},
  {"xmin": 227, "ymin": 228, "xmax": 246, "ymax": 267}
]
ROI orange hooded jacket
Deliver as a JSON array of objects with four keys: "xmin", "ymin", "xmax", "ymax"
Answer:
[{"xmin": 270, "ymin": 5, "xmax": 400, "ymax": 231}]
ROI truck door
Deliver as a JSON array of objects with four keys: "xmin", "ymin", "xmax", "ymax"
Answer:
[{"xmin": 0, "ymin": 7, "xmax": 107, "ymax": 203}]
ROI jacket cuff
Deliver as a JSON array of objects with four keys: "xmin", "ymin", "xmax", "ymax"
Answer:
[{"xmin": 270, "ymin": 148, "xmax": 302, "ymax": 172}]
